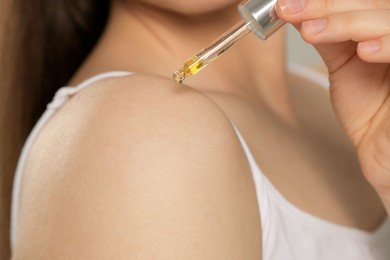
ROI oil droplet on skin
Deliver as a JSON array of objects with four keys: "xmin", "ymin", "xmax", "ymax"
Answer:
[
  {"xmin": 172, "ymin": 70, "xmax": 186, "ymax": 85},
  {"xmin": 172, "ymin": 56, "xmax": 209, "ymax": 85}
]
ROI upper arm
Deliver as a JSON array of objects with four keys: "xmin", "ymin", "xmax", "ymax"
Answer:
[{"xmin": 13, "ymin": 74, "xmax": 262, "ymax": 259}]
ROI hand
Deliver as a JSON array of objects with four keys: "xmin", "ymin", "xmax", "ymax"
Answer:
[{"xmin": 276, "ymin": 1, "xmax": 390, "ymax": 198}]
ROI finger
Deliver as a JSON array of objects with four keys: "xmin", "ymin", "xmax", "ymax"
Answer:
[
  {"xmin": 300, "ymin": 10, "xmax": 390, "ymax": 44},
  {"xmin": 276, "ymin": 0, "xmax": 390, "ymax": 23},
  {"xmin": 358, "ymin": 36, "xmax": 390, "ymax": 63}
]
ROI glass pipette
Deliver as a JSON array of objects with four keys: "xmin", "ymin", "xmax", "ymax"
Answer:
[
  {"xmin": 173, "ymin": 0, "xmax": 285, "ymax": 85},
  {"xmin": 173, "ymin": 21, "xmax": 251, "ymax": 84}
]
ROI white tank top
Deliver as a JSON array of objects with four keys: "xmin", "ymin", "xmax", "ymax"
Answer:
[{"xmin": 10, "ymin": 65, "xmax": 390, "ymax": 259}]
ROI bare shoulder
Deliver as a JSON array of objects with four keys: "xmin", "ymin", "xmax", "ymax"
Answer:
[{"xmin": 14, "ymin": 74, "xmax": 262, "ymax": 259}]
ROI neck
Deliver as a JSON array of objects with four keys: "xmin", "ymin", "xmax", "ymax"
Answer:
[{"xmin": 76, "ymin": 1, "xmax": 296, "ymax": 125}]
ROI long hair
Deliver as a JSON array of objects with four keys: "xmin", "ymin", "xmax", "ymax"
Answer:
[{"xmin": 0, "ymin": 0, "xmax": 109, "ymax": 257}]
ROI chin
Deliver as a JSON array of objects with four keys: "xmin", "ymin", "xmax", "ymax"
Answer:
[{"xmin": 139, "ymin": 0, "xmax": 240, "ymax": 15}]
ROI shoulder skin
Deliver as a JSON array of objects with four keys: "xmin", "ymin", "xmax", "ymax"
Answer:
[{"xmin": 13, "ymin": 74, "xmax": 262, "ymax": 259}]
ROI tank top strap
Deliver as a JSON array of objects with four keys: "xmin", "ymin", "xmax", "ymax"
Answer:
[
  {"xmin": 47, "ymin": 71, "xmax": 132, "ymax": 110},
  {"xmin": 229, "ymin": 121, "xmax": 272, "ymax": 236},
  {"xmin": 11, "ymin": 71, "xmax": 133, "ymax": 250},
  {"xmin": 227, "ymin": 64, "xmax": 329, "ymax": 252}
]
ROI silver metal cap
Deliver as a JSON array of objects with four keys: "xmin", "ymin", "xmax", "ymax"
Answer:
[{"xmin": 238, "ymin": 0, "xmax": 285, "ymax": 40}]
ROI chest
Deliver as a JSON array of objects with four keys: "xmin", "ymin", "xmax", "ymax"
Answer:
[{"xmin": 202, "ymin": 83, "xmax": 386, "ymax": 232}]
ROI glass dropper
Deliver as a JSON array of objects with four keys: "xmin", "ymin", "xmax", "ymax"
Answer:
[
  {"xmin": 173, "ymin": 0, "xmax": 285, "ymax": 85},
  {"xmin": 173, "ymin": 21, "xmax": 251, "ymax": 84}
]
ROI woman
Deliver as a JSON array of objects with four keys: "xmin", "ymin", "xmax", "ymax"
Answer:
[{"xmin": 1, "ymin": 0, "xmax": 390, "ymax": 258}]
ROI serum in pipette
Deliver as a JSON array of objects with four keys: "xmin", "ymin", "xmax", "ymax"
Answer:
[{"xmin": 173, "ymin": 0, "xmax": 284, "ymax": 85}]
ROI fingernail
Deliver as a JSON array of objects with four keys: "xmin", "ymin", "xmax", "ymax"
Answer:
[
  {"xmin": 278, "ymin": 0, "xmax": 305, "ymax": 14},
  {"xmin": 359, "ymin": 40, "xmax": 381, "ymax": 54},
  {"xmin": 302, "ymin": 19, "xmax": 327, "ymax": 35}
]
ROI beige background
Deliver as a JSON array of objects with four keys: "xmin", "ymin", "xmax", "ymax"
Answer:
[{"xmin": 286, "ymin": 24, "xmax": 323, "ymax": 66}]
